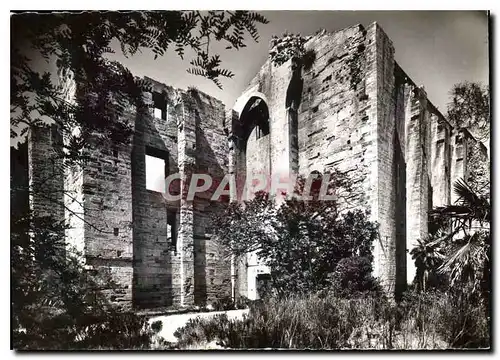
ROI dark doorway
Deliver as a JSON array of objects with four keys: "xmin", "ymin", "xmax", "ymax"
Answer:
[{"xmin": 256, "ymin": 273, "xmax": 272, "ymax": 299}]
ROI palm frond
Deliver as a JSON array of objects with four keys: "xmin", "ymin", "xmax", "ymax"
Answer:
[
  {"xmin": 439, "ymin": 232, "xmax": 487, "ymax": 290},
  {"xmin": 454, "ymin": 179, "xmax": 477, "ymax": 204},
  {"xmin": 431, "ymin": 179, "xmax": 490, "ymax": 226}
]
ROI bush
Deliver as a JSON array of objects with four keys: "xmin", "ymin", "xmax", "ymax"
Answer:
[
  {"xmin": 214, "ymin": 182, "xmax": 380, "ymax": 298},
  {"xmin": 174, "ymin": 293, "xmax": 390, "ymax": 349},
  {"xmin": 173, "ymin": 290, "xmax": 489, "ymax": 350},
  {"xmin": 269, "ymin": 32, "xmax": 312, "ymax": 67},
  {"xmin": 151, "ymin": 320, "xmax": 163, "ymax": 333},
  {"xmin": 212, "ymin": 295, "xmax": 236, "ymax": 311},
  {"xmin": 13, "ymin": 308, "xmax": 158, "ymax": 350},
  {"xmin": 11, "ymin": 213, "xmax": 161, "ymax": 350},
  {"xmin": 328, "ymin": 256, "xmax": 382, "ymax": 298},
  {"xmin": 234, "ymin": 296, "xmax": 256, "ymax": 309}
]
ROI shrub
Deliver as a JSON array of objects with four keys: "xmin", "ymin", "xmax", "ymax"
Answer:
[
  {"xmin": 151, "ymin": 320, "xmax": 163, "ymax": 333},
  {"xmin": 269, "ymin": 32, "xmax": 312, "ymax": 67},
  {"xmin": 212, "ymin": 295, "xmax": 236, "ymax": 311},
  {"xmin": 13, "ymin": 308, "xmax": 158, "ymax": 350},
  {"xmin": 214, "ymin": 176, "xmax": 380, "ymax": 298},
  {"xmin": 187, "ymin": 85, "xmax": 200, "ymax": 98},
  {"xmin": 328, "ymin": 256, "xmax": 382, "ymax": 298},
  {"xmin": 174, "ymin": 293, "xmax": 389, "ymax": 349},
  {"xmin": 11, "ymin": 213, "xmax": 160, "ymax": 350},
  {"xmin": 234, "ymin": 296, "xmax": 255, "ymax": 309},
  {"xmin": 173, "ymin": 290, "xmax": 489, "ymax": 350}
]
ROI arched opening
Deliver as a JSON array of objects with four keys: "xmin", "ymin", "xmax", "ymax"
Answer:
[
  {"xmin": 239, "ymin": 97, "xmax": 270, "ymax": 144},
  {"xmin": 231, "ymin": 96, "xmax": 271, "ymax": 300},
  {"xmin": 233, "ymin": 96, "xmax": 271, "ymax": 202}
]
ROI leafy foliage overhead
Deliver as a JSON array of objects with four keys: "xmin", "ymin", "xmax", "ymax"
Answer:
[{"xmin": 11, "ymin": 11, "xmax": 268, "ymax": 158}]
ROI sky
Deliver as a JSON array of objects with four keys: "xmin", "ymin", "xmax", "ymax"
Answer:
[{"xmin": 106, "ymin": 10, "xmax": 489, "ymax": 113}]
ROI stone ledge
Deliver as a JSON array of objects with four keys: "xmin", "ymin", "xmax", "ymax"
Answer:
[{"xmin": 136, "ymin": 305, "xmax": 248, "ymax": 318}]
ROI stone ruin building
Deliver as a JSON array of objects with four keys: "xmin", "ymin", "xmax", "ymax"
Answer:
[{"xmin": 11, "ymin": 22, "xmax": 488, "ymax": 310}]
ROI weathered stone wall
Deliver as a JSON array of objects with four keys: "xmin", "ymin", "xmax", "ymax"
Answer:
[
  {"xmin": 231, "ymin": 22, "xmax": 472, "ymax": 296},
  {"xmin": 298, "ymin": 24, "xmax": 373, "ymax": 212},
  {"xmin": 393, "ymin": 65, "xmax": 410, "ymax": 296},
  {"xmin": 190, "ymin": 90, "xmax": 232, "ymax": 305},
  {"xmin": 395, "ymin": 69, "xmax": 454, "ymax": 285},
  {"xmin": 81, "ymin": 128, "xmax": 135, "ymax": 309},
  {"xmin": 232, "ymin": 22, "xmax": 408, "ymax": 295},
  {"xmin": 223, "ymin": 110, "xmax": 247, "ymax": 300},
  {"xmin": 246, "ymin": 131, "xmax": 271, "ymax": 195},
  {"xmin": 57, "ymin": 70, "xmax": 86, "ymax": 260},
  {"xmin": 233, "ymin": 62, "xmax": 293, "ymax": 195},
  {"xmin": 230, "ymin": 60, "xmax": 289, "ymax": 300},
  {"xmin": 450, "ymin": 129, "xmax": 467, "ymax": 204},
  {"xmin": 404, "ymin": 86, "xmax": 430, "ymax": 285},
  {"xmin": 245, "ymin": 130, "xmax": 271, "ymax": 297},
  {"xmin": 128, "ymin": 78, "xmax": 231, "ymax": 308},
  {"xmin": 132, "ymin": 189, "xmax": 176, "ymax": 308},
  {"xmin": 429, "ymin": 110, "xmax": 453, "ymax": 208},
  {"xmin": 131, "ymin": 80, "xmax": 182, "ymax": 308},
  {"xmin": 28, "ymin": 125, "xmax": 65, "ymax": 221},
  {"xmin": 22, "ymin": 21, "xmax": 489, "ymax": 307},
  {"xmin": 368, "ymin": 23, "xmax": 400, "ymax": 293},
  {"xmin": 232, "ymin": 25, "xmax": 373, "ymax": 297},
  {"xmin": 38, "ymin": 74, "xmax": 231, "ymax": 309}
]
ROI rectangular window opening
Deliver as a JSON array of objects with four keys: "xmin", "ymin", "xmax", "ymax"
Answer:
[
  {"xmin": 145, "ymin": 147, "xmax": 169, "ymax": 193},
  {"xmin": 152, "ymin": 91, "xmax": 167, "ymax": 120},
  {"xmin": 167, "ymin": 211, "xmax": 177, "ymax": 251},
  {"xmin": 256, "ymin": 121, "xmax": 270, "ymax": 140}
]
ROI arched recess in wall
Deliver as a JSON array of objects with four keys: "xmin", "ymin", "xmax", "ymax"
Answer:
[
  {"xmin": 233, "ymin": 96, "xmax": 271, "ymax": 200},
  {"xmin": 240, "ymin": 97, "xmax": 270, "ymax": 142},
  {"xmin": 233, "ymin": 91, "xmax": 269, "ymax": 116}
]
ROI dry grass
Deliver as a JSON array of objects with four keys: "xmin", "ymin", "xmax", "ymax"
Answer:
[{"xmin": 172, "ymin": 291, "xmax": 489, "ymax": 350}]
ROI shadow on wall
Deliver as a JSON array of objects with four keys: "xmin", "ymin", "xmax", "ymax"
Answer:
[
  {"xmin": 132, "ymin": 101, "xmax": 176, "ymax": 309},
  {"xmin": 393, "ymin": 128, "xmax": 407, "ymax": 300},
  {"xmin": 191, "ymin": 92, "xmax": 230, "ymax": 306}
]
